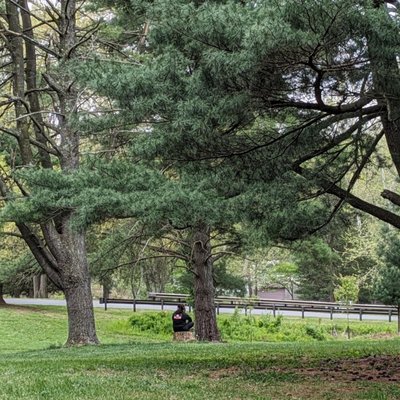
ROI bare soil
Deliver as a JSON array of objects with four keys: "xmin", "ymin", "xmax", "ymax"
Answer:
[{"xmin": 300, "ymin": 355, "xmax": 400, "ymax": 382}]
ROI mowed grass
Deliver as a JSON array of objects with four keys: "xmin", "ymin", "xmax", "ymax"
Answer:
[{"xmin": 1, "ymin": 305, "xmax": 400, "ymax": 399}]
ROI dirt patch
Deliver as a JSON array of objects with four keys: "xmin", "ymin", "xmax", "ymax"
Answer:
[
  {"xmin": 208, "ymin": 367, "xmax": 241, "ymax": 380},
  {"xmin": 300, "ymin": 355, "xmax": 400, "ymax": 382},
  {"xmin": 204, "ymin": 356, "xmax": 400, "ymax": 383}
]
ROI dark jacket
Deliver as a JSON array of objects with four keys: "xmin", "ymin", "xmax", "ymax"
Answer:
[{"xmin": 172, "ymin": 312, "xmax": 192, "ymax": 332}]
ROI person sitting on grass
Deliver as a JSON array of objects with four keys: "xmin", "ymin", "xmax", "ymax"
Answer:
[{"xmin": 172, "ymin": 304, "xmax": 194, "ymax": 332}]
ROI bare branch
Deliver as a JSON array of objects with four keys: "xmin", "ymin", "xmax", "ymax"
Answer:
[
  {"xmin": 0, "ymin": 27, "xmax": 60, "ymax": 58},
  {"xmin": 8, "ymin": 0, "xmax": 62, "ymax": 35},
  {"xmin": 0, "ymin": 125, "xmax": 59, "ymax": 156}
]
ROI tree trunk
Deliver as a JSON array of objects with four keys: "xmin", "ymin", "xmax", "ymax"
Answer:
[
  {"xmin": 248, "ymin": 282, "xmax": 253, "ymax": 297},
  {"xmin": 190, "ymin": 223, "xmax": 220, "ymax": 341},
  {"xmin": 0, "ymin": 284, "xmax": 6, "ymax": 305},
  {"xmin": 102, "ymin": 284, "xmax": 111, "ymax": 300},
  {"xmin": 368, "ymin": 6, "xmax": 400, "ymax": 177},
  {"xmin": 398, "ymin": 306, "xmax": 400, "ymax": 335},
  {"xmin": 64, "ymin": 279, "xmax": 98, "ymax": 345},
  {"xmin": 57, "ymin": 226, "xmax": 99, "ymax": 345},
  {"xmin": 38, "ymin": 274, "xmax": 48, "ymax": 298},
  {"xmin": 33, "ymin": 275, "xmax": 40, "ymax": 298},
  {"xmin": 33, "ymin": 274, "xmax": 47, "ymax": 298}
]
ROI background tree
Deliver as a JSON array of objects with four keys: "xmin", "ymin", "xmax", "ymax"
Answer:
[
  {"xmin": 375, "ymin": 265, "xmax": 400, "ymax": 334},
  {"xmin": 374, "ymin": 228, "xmax": 400, "ymax": 334},
  {"xmin": 265, "ymin": 262, "xmax": 299, "ymax": 300},
  {"xmin": 334, "ymin": 275, "xmax": 360, "ymax": 338},
  {"xmin": 294, "ymin": 238, "xmax": 343, "ymax": 301}
]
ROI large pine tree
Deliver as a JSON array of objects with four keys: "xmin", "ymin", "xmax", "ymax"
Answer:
[
  {"xmin": 42, "ymin": 0, "xmax": 400, "ymax": 340},
  {"xmin": 92, "ymin": 0, "xmax": 400, "ymax": 230}
]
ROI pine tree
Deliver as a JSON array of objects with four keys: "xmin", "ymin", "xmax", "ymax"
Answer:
[
  {"xmin": 71, "ymin": 0, "xmax": 400, "ymax": 338},
  {"xmin": 375, "ymin": 229, "xmax": 400, "ymax": 334},
  {"xmin": 76, "ymin": 0, "xmax": 344, "ymax": 339},
  {"xmin": 87, "ymin": 0, "xmax": 400, "ymax": 230}
]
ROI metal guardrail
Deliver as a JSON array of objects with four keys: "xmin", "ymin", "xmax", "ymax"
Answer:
[{"xmin": 99, "ymin": 293, "xmax": 399, "ymax": 322}]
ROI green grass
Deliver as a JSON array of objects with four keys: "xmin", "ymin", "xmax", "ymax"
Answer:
[{"xmin": 1, "ymin": 305, "xmax": 400, "ymax": 399}]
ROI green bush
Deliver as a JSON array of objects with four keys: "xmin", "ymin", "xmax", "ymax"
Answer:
[
  {"xmin": 125, "ymin": 310, "xmax": 396, "ymax": 342},
  {"xmin": 304, "ymin": 325, "xmax": 326, "ymax": 341},
  {"xmin": 258, "ymin": 314, "xmax": 283, "ymax": 332},
  {"xmin": 129, "ymin": 312, "xmax": 171, "ymax": 338},
  {"xmin": 218, "ymin": 310, "xmax": 286, "ymax": 341}
]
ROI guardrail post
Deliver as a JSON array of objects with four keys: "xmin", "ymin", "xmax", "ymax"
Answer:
[
  {"xmin": 330, "ymin": 307, "xmax": 333, "ymax": 320},
  {"xmin": 244, "ymin": 305, "xmax": 248, "ymax": 316},
  {"xmin": 389, "ymin": 309, "xmax": 392, "ymax": 322},
  {"xmin": 104, "ymin": 297, "xmax": 107, "ymax": 311},
  {"xmin": 359, "ymin": 309, "xmax": 362, "ymax": 321},
  {"xmin": 216, "ymin": 304, "xmax": 220, "ymax": 315},
  {"xmin": 133, "ymin": 299, "xmax": 136, "ymax": 312},
  {"xmin": 273, "ymin": 305, "xmax": 276, "ymax": 317},
  {"xmin": 161, "ymin": 300, "xmax": 164, "ymax": 311},
  {"xmin": 301, "ymin": 307, "xmax": 305, "ymax": 319}
]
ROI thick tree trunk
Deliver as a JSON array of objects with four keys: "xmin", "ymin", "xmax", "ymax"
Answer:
[
  {"xmin": 65, "ymin": 279, "xmax": 98, "ymax": 345},
  {"xmin": 0, "ymin": 284, "xmax": 6, "ymax": 305},
  {"xmin": 368, "ymin": 6, "xmax": 400, "ymax": 177},
  {"xmin": 190, "ymin": 223, "xmax": 220, "ymax": 341},
  {"xmin": 58, "ymin": 227, "xmax": 99, "ymax": 345}
]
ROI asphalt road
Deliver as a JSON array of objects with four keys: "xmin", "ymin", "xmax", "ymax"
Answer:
[{"xmin": 4, "ymin": 297, "xmax": 396, "ymax": 322}]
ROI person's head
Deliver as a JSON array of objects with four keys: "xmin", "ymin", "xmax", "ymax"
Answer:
[{"xmin": 177, "ymin": 304, "xmax": 185, "ymax": 313}]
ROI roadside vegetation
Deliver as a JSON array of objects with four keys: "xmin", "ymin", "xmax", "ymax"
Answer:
[{"xmin": 1, "ymin": 305, "xmax": 400, "ymax": 400}]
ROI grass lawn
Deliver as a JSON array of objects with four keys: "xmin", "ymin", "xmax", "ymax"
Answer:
[{"xmin": 1, "ymin": 304, "xmax": 400, "ymax": 399}]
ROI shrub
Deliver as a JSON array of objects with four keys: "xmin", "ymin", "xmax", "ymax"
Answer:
[
  {"xmin": 304, "ymin": 325, "xmax": 326, "ymax": 341},
  {"xmin": 129, "ymin": 312, "xmax": 171, "ymax": 337},
  {"xmin": 125, "ymin": 310, "xmax": 396, "ymax": 342},
  {"xmin": 258, "ymin": 314, "xmax": 283, "ymax": 332}
]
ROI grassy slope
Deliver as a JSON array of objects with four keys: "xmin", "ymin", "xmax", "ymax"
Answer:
[{"xmin": 1, "ymin": 305, "xmax": 400, "ymax": 400}]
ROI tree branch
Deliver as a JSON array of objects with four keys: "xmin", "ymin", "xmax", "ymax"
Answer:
[
  {"xmin": 0, "ymin": 125, "xmax": 59, "ymax": 156},
  {"xmin": 8, "ymin": 0, "xmax": 62, "ymax": 35},
  {"xmin": 381, "ymin": 189, "xmax": 400, "ymax": 207},
  {"xmin": 0, "ymin": 27, "xmax": 60, "ymax": 58}
]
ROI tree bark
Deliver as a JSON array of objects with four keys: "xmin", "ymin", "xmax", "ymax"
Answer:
[
  {"xmin": 102, "ymin": 284, "xmax": 111, "ymax": 300},
  {"xmin": 64, "ymin": 277, "xmax": 98, "ymax": 345},
  {"xmin": 33, "ymin": 273, "xmax": 48, "ymax": 298},
  {"xmin": 368, "ymin": 5, "xmax": 400, "ymax": 176},
  {"xmin": 52, "ymin": 221, "xmax": 99, "ymax": 345},
  {"xmin": 0, "ymin": 284, "xmax": 6, "ymax": 305},
  {"xmin": 398, "ymin": 306, "xmax": 400, "ymax": 335},
  {"xmin": 33, "ymin": 275, "xmax": 40, "ymax": 298},
  {"xmin": 190, "ymin": 223, "xmax": 220, "ymax": 341},
  {"xmin": 38, "ymin": 274, "xmax": 48, "ymax": 298}
]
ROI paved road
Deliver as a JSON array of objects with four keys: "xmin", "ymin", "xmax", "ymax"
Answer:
[{"xmin": 4, "ymin": 297, "xmax": 396, "ymax": 322}]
